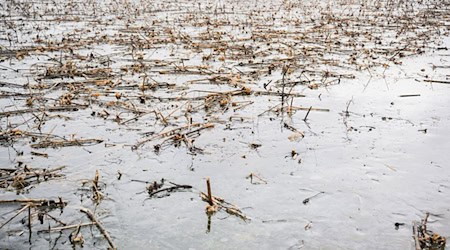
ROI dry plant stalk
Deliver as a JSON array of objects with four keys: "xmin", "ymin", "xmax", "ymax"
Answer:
[
  {"xmin": 80, "ymin": 207, "xmax": 117, "ymax": 250},
  {"xmin": 92, "ymin": 170, "xmax": 104, "ymax": 203},
  {"xmin": 31, "ymin": 138, "xmax": 103, "ymax": 149},
  {"xmin": 146, "ymin": 179, "xmax": 192, "ymax": 197},
  {"xmin": 246, "ymin": 173, "xmax": 268, "ymax": 184},
  {"xmin": 201, "ymin": 178, "xmax": 249, "ymax": 221}
]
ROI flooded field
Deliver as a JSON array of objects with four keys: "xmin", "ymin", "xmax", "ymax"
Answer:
[{"xmin": 0, "ymin": 0, "xmax": 449, "ymax": 249}]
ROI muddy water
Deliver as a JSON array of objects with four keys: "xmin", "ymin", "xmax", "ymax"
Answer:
[{"xmin": 1, "ymin": 0, "xmax": 450, "ymax": 249}]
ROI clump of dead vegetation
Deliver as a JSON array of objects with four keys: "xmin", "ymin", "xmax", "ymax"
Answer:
[
  {"xmin": 0, "ymin": 163, "xmax": 64, "ymax": 193},
  {"xmin": 413, "ymin": 213, "xmax": 446, "ymax": 250}
]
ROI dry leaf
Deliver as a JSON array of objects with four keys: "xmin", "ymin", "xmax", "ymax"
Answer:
[{"xmin": 288, "ymin": 132, "xmax": 304, "ymax": 141}]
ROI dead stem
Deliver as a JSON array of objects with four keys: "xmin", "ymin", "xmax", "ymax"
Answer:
[{"xmin": 80, "ymin": 207, "xmax": 117, "ymax": 250}]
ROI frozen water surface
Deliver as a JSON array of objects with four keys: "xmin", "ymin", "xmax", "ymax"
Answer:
[{"xmin": 0, "ymin": 0, "xmax": 449, "ymax": 249}]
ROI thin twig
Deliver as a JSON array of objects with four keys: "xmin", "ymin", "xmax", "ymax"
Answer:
[
  {"xmin": 80, "ymin": 207, "xmax": 116, "ymax": 250},
  {"xmin": 0, "ymin": 204, "xmax": 31, "ymax": 229}
]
